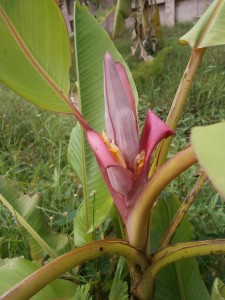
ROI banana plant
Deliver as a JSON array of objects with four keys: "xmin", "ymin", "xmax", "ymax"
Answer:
[
  {"xmin": 0, "ymin": 0, "xmax": 225, "ymax": 299},
  {"xmin": 113, "ymin": 0, "xmax": 161, "ymax": 60}
]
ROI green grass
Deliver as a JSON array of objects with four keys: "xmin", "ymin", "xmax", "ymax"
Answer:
[
  {"xmin": 1, "ymin": 22, "xmax": 225, "ymax": 288},
  {"xmin": 0, "ymin": 85, "xmax": 79, "ymax": 258}
]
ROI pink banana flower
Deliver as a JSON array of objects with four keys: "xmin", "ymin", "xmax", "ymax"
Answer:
[{"xmin": 85, "ymin": 52, "xmax": 174, "ymax": 222}]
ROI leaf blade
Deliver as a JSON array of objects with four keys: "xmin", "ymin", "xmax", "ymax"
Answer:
[
  {"xmin": 0, "ymin": 0, "xmax": 72, "ymax": 113},
  {"xmin": 0, "ymin": 194, "xmax": 58, "ymax": 258},
  {"xmin": 179, "ymin": 0, "xmax": 225, "ymax": 49},
  {"xmin": 151, "ymin": 195, "xmax": 210, "ymax": 300},
  {"xmin": 191, "ymin": 122, "xmax": 225, "ymax": 199},
  {"xmin": 0, "ymin": 258, "xmax": 76, "ymax": 299},
  {"xmin": 211, "ymin": 278, "xmax": 225, "ymax": 300},
  {"xmin": 112, "ymin": 0, "xmax": 132, "ymax": 38},
  {"xmin": 0, "ymin": 177, "xmax": 71, "ymax": 260}
]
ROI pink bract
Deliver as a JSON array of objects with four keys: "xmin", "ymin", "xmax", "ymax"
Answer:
[{"xmin": 86, "ymin": 52, "xmax": 174, "ymax": 221}]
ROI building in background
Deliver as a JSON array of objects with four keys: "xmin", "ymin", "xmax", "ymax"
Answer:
[{"xmin": 60, "ymin": 0, "xmax": 214, "ymax": 33}]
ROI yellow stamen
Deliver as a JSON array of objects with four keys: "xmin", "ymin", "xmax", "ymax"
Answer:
[
  {"xmin": 134, "ymin": 151, "xmax": 145, "ymax": 177},
  {"xmin": 101, "ymin": 131, "xmax": 111, "ymax": 148},
  {"xmin": 110, "ymin": 141, "xmax": 127, "ymax": 168},
  {"xmin": 101, "ymin": 131, "xmax": 127, "ymax": 168}
]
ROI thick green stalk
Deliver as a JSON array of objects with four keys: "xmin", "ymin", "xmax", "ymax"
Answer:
[
  {"xmin": 136, "ymin": 239, "xmax": 225, "ymax": 299},
  {"xmin": 126, "ymin": 146, "xmax": 197, "ymax": 251},
  {"xmin": 0, "ymin": 240, "xmax": 148, "ymax": 300},
  {"xmin": 158, "ymin": 171, "xmax": 207, "ymax": 249},
  {"xmin": 150, "ymin": 47, "xmax": 206, "ymax": 175}
]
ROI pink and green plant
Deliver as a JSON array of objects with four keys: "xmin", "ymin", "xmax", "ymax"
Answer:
[
  {"xmin": 87, "ymin": 52, "xmax": 174, "ymax": 231},
  {"xmin": 0, "ymin": 0, "xmax": 225, "ymax": 299}
]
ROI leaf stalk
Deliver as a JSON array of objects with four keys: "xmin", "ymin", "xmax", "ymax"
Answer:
[
  {"xmin": 127, "ymin": 146, "xmax": 197, "ymax": 250},
  {"xmin": 150, "ymin": 47, "xmax": 206, "ymax": 174},
  {"xmin": 0, "ymin": 240, "xmax": 148, "ymax": 300},
  {"xmin": 158, "ymin": 171, "xmax": 207, "ymax": 249},
  {"xmin": 136, "ymin": 239, "xmax": 225, "ymax": 299}
]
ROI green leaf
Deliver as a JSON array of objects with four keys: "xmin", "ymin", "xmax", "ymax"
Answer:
[
  {"xmin": 73, "ymin": 283, "xmax": 92, "ymax": 300},
  {"xmin": 112, "ymin": 0, "xmax": 132, "ymax": 38},
  {"xmin": 112, "ymin": 256, "xmax": 128, "ymax": 281},
  {"xmin": 0, "ymin": 177, "xmax": 71, "ymax": 260},
  {"xmin": 109, "ymin": 257, "xmax": 129, "ymax": 300},
  {"xmin": 0, "ymin": 0, "xmax": 72, "ymax": 113},
  {"xmin": 179, "ymin": 0, "xmax": 225, "ymax": 49},
  {"xmin": 73, "ymin": 199, "xmax": 93, "ymax": 246},
  {"xmin": 211, "ymin": 278, "xmax": 225, "ymax": 300},
  {"xmin": 96, "ymin": 4, "xmax": 114, "ymax": 24},
  {"xmin": 191, "ymin": 122, "xmax": 225, "ymax": 200},
  {"xmin": 109, "ymin": 280, "xmax": 128, "ymax": 300},
  {"xmin": 68, "ymin": 125, "xmax": 82, "ymax": 181},
  {"xmin": 72, "ymin": 3, "xmax": 138, "ymax": 246},
  {"xmin": 0, "ymin": 257, "xmax": 76, "ymax": 299},
  {"xmin": 151, "ymin": 195, "xmax": 210, "ymax": 300}
]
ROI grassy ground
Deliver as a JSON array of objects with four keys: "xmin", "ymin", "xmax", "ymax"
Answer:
[
  {"xmin": 0, "ymin": 87, "xmax": 78, "ymax": 258},
  {"xmin": 1, "ymin": 23, "xmax": 225, "ymax": 287}
]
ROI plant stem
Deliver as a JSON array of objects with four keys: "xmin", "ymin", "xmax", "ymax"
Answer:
[
  {"xmin": 158, "ymin": 171, "xmax": 207, "ymax": 249},
  {"xmin": 150, "ymin": 47, "xmax": 206, "ymax": 175},
  {"xmin": 136, "ymin": 239, "xmax": 225, "ymax": 299},
  {"xmin": 127, "ymin": 146, "xmax": 197, "ymax": 250},
  {"xmin": 142, "ymin": 0, "xmax": 149, "ymax": 37},
  {"xmin": 0, "ymin": 240, "xmax": 148, "ymax": 300}
]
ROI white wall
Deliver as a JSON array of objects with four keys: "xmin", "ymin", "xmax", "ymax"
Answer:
[
  {"xmin": 176, "ymin": 0, "xmax": 213, "ymax": 23},
  {"xmin": 158, "ymin": 0, "xmax": 213, "ymax": 26}
]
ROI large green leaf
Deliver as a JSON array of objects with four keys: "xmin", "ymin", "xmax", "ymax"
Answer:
[
  {"xmin": 71, "ymin": 3, "xmax": 138, "ymax": 246},
  {"xmin": 191, "ymin": 122, "xmax": 225, "ymax": 199},
  {"xmin": 0, "ymin": 257, "xmax": 76, "ymax": 299},
  {"xmin": 179, "ymin": 0, "xmax": 225, "ymax": 48},
  {"xmin": 112, "ymin": 0, "xmax": 132, "ymax": 38},
  {"xmin": 0, "ymin": 177, "xmax": 71, "ymax": 260},
  {"xmin": 0, "ymin": 0, "xmax": 72, "ymax": 113},
  {"xmin": 151, "ymin": 195, "xmax": 210, "ymax": 300},
  {"xmin": 211, "ymin": 278, "xmax": 225, "ymax": 300}
]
